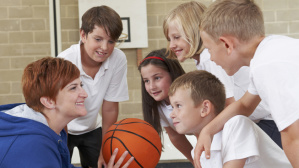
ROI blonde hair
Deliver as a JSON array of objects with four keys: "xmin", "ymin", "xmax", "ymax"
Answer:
[
  {"xmin": 169, "ymin": 70, "xmax": 226, "ymax": 114},
  {"xmin": 163, "ymin": 1, "xmax": 206, "ymax": 59},
  {"xmin": 201, "ymin": 0, "xmax": 265, "ymax": 42}
]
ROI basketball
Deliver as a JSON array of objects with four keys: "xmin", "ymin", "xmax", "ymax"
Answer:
[{"xmin": 102, "ymin": 118, "xmax": 162, "ymax": 168}]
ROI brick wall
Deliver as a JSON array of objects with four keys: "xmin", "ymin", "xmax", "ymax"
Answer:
[
  {"xmin": 0, "ymin": 0, "xmax": 50, "ymax": 104},
  {"xmin": 1, "ymin": 0, "xmax": 299, "ymax": 120}
]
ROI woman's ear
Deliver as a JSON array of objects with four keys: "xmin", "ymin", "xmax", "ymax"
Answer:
[
  {"xmin": 200, "ymin": 100, "xmax": 212, "ymax": 117},
  {"xmin": 40, "ymin": 97, "xmax": 55, "ymax": 109}
]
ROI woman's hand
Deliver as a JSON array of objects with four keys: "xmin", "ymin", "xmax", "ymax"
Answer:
[{"xmin": 107, "ymin": 148, "xmax": 134, "ymax": 168}]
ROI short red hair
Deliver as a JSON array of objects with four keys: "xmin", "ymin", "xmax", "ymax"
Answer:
[{"xmin": 22, "ymin": 57, "xmax": 80, "ymax": 112}]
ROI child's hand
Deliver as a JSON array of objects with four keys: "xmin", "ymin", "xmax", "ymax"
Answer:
[
  {"xmin": 107, "ymin": 148, "xmax": 134, "ymax": 168},
  {"xmin": 194, "ymin": 128, "xmax": 213, "ymax": 168}
]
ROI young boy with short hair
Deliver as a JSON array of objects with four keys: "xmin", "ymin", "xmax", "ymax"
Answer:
[
  {"xmin": 169, "ymin": 70, "xmax": 291, "ymax": 168},
  {"xmin": 58, "ymin": 6, "xmax": 129, "ymax": 168},
  {"xmin": 194, "ymin": 0, "xmax": 299, "ymax": 167}
]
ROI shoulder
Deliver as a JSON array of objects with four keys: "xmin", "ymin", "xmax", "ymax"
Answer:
[
  {"xmin": 107, "ymin": 48, "xmax": 127, "ymax": 68},
  {"xmin": 110, "ymin": 48, "xmax": 126, "ymax": 61},
  {"xmin": 224, "ymin": 115, "xmax": 253, "ymax": 130},
  {"xmin": 222, "ymin": 115, "xmax": 257, "ymax": 143},
  {"xmin": 111, "ymin": 48, "xmax": 126, "ymax": 57},
  {"xmin": 15, "ymin": 134, "xmax": 57, "ymax": 151},
  {"xmin": 221, "ymin": 116, "xmax": 260, "ymax": 164},
  {"xmin": 58, "ymin": 43, "xmax": 80, "ymax": 60},
  {"xmin": 2, "ymin": 135, "xmax": 61, "ymax": 167}
]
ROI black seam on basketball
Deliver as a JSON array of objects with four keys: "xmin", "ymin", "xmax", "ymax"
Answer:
[
  {"xmin": 113, "ymin": 120, "xmax": 154, "ymax": 128},
  {"xmin": 110, "ymin": 136, "xmax": 143, "ymax": 168},
  {"xmin": 109, "ymin": 118, "xmax": 127, "ymax": 155},
  {"xmin": 105, "ymin": 129, "xmax": 161, "ymax": 155}
]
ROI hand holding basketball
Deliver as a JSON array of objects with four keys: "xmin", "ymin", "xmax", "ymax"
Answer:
[
  {"xmin": 107, "ymin": 148, "xmax": 134, "ymax": 168},
  {"xmin": 102, "ymin": 118, "xmax": 162, "ymax": 168}
]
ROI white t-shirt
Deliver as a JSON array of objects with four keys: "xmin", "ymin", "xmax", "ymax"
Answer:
[
  {"xmin": 196, "ymin": 49, "xmax": 234, "ymax": 99},
  {"xmin": 58, "ymin": 41, "xmax": 129, "ymax": 135},
  {"xmin": 248, "ymin": 35, "xmax": 299, "ymax": 131},
  {"xmin": 158, "ymin": 101, "xmax": 175, "ymax": 130},
  {"xmin": 233, "ymin": 66, "xmax": 272, "ymax": 121},
  {"xmin": 192, "ymin": 115, "xmax": 291, "ymax": 168}
]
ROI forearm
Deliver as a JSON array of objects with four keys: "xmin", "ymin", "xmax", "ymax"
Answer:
[
  {"xmin": 281, "ymin": 120, "xmax": 299, "ymax": 168},
  {"xmin": 98, "ymin": 101, "xmax": 119, "ymax": 167},
  {"xmin": 194, "ymin": 93, "xmax": 260, "ymax": 168},
  {"xmin": 171, "ymin": 135, "xmax": 193, "ymax": 162},
  {"xmin": 223, "ymin": 159, "xmax": 246, "ymax": 168},
  {"xmin": 165, "ymin": 127, "xmax": 193, "ymax": 163},
  {"xmin": 224, "ymin": 97, "xmax": 235, "ymax": 107},
  {"xmin": 102, "ymin": 109, "xmax": 118, "ymax": 136},
  {"xmin": 282, "ymin": 140, "xmax": 299, "ymax": 168},
  {"xmin": 101, "ymin": 101, "xmax": 119, "ymax": 137},
  {"xmin": 204, "ymin": 100, "xmax": 244, "ymax": 135},
  {"xmin": 205, "ymin": 92, "xmax": 260, "ymax": 135}
]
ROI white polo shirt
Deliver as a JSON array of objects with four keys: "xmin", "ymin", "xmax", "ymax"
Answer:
[
  {"xmin": 196, "ymin": 49, "xmax": 234, "ymax": 99},
  {"xmin": 248, "ymin": 35, "xmax": 299, "ymax": 131},
  {"xmin": 192, "ymin": 115, "xmax": 291, "ymax": 168},
  {"xmin": 58, "ymin": 41, "xmax": 129, "ymax": 135}
]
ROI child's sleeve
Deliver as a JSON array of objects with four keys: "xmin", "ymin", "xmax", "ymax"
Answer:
[
  {"xmin": 221, "ymin": 115, "xmax": 260, "ymax": 165},
  {"xmin": 158, "ymin": 104, "xmax": 173, "ymax": 128},
  {"xmin": 104, "ymin": 51, "xmax": 129, "ymax": 102},
  {"xmin": 248, "ymin": 61, "xmax": 299, "ymax": 131},
  {"xmin": 159, "ymin": 111, "xmax": 170, "ymax": 128}
]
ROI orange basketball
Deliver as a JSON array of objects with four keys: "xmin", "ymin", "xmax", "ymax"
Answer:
[{"xmin": 102, "ymin": 118, "xmax": 162, "ymax": 168}]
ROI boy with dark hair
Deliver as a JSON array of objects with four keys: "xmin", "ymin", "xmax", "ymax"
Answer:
[
  {"xmin": 58, "ymin": 6, "xmax": 129, "ymax": 168},
  {"xmin": 169, "ymin": 70, "xmax": 291, "ymax": 168}
]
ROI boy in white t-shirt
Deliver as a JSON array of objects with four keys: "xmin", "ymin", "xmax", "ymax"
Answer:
[
  {"xmin": 169, "ymin": 70, "xmax": 291, "ymax": 168},
  {"xmin": 58, "ymin": 6, "xmax": 129, "ymax": 168},
  {"xmin": 194, "ymin": 0, "xmax": 299, "ymax": 167}
]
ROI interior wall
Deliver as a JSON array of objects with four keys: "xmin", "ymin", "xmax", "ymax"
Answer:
[{"xmin": 1, "ymin": 0, "xmax": 299, "ymax": 121}]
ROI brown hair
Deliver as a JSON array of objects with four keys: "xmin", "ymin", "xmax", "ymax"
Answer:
[
  {"xmin": 163, "ymin": 1, "xmax": 206, "ymax": 59},
  {"xmin": 169, "ymin": 70, "xmax": 226, "ymax": 114},
  {"xmin": 22, "ymin": 57, "xmax": 80, "ymax": 112},
  {"xmin": 201, "ymin": 0, "xmax": 264, "ymax": 42},
  {"xmin": 138, "ymin": 49, "xmax": 185, "ymax": 137},
  {"xmin": 80, "ymin": 6, "xmax": 123, "ymax": 41}
]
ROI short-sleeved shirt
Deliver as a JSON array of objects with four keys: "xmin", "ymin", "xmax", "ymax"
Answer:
[
  {"xmin": 248, "ymin": 35, "xmax": 299, "ymax": 131},
  {"xmin": 192, "ymin": 115, "xmax": 291, "ymax": 168},
  {"xmin": 233, "ymin": 66, "xmax": 272, "ymax": 121},
  {"xmin": 158, "ymin": 101, "xmax": 175, "ymax": 130},
  {"xmin": 58, "ymin": 41, "xmax": 129, "ymax": 135},
  {"xmin": 196, "ymin": 49, "xmax": 234, "ymax": 99}
]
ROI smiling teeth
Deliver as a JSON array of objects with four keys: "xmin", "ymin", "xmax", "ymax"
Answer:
[
  {"xmin": 97, "ymin": 51, "xmax": 104, "ymax": 55},
  {"xmin": 76, "ymin": 103, "xmax": 84, "ymax": 105}
]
